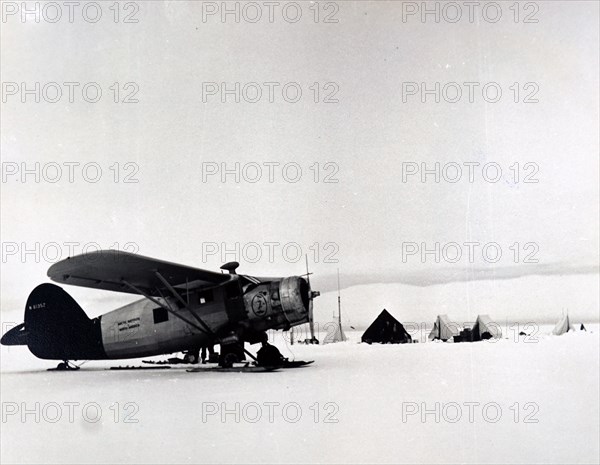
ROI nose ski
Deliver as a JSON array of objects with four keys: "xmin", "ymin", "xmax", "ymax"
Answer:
[{"xmin": 186, "ymin": 360, "xmax": 314, "ymax": 373}]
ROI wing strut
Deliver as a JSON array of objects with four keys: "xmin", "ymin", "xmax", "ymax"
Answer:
[
  {"xmin": 122, "ymin": 277, "xmax": 258, "ymax": 363},
  {"xmin": 153, "ymin": 271, "xmax": 257, "ymax": 362},
  {"xmin": 154, "ymin": 271, "xmax": 216, "ymax": 337},
  {"xmin": 121, "ymin": 280, "xmax": 211, "ymax": 337}
]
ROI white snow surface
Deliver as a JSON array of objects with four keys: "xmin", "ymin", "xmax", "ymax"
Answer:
[{"xmin": 1, "ymin": 329, "xmax": 599, "ymax": 464}]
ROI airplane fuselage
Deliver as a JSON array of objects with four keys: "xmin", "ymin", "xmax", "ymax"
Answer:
[{"xmin": 2, "ymin": 273, "xmax": 312, "ymax": 362}]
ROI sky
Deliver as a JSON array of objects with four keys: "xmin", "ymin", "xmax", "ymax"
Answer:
[{"xmin": 1, "ymin": 1, "xmax": 598, "ymax": 321}]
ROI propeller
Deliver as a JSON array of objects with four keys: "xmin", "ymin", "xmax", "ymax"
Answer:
[{"xmin": 304, "ymin": 255, "xmax": 320, "ymax": 343}]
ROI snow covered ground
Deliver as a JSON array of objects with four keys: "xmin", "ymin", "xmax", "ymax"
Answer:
[{"xmin": 1, "ymin": 328, "xmax": 598, "ymax": 464}]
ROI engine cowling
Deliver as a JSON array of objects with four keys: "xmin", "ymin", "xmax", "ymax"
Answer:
[{"xmin": 243, "ymin": 276, "xmax": 310, "ymax": 332}]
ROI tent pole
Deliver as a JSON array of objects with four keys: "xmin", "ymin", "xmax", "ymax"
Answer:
[
  {"xmin": 337, "ymin": 268, "xmax": 344, "ymax": 341},
  {"xmin": 306, "ymin": 255, "xmax": 316, "ymax": 342}
]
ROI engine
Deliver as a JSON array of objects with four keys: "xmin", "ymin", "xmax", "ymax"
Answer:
[{"xmin": 242, "ymin": 276, "xmax": 310, "ymax": 332}]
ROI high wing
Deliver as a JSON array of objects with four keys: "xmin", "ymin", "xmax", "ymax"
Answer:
[{"xmin": 47, "ymin": 250, "xmax": 231, "ymax": 296}]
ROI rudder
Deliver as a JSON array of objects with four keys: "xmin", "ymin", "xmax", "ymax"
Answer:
[{"xmin": 25, "ymin": 283, "xmax": 105, "ymax": 360}]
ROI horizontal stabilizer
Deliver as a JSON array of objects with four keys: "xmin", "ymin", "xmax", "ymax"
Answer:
[{"xmin": 1, "ymin": 323, "xmax": 28, "ymax": 346}]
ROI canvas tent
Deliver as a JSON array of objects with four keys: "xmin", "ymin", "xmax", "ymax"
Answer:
[
  {"xmin": 323, "ymin": 321, "xmax": 347, "ymax": 344},
  {"xmin": 472, "ymin": 315, "xmax": 502, "ymax": 341},
  {"xmin": 428, "ymin": 315, "xmax": 460, "ymax": 342},
  {"xmin": 361, "ymin": 309, "xmax": 412, "ymax": 344},
  {"xmin": 552, "ymin": 314, "xmax": 575, "ymax": 335}
]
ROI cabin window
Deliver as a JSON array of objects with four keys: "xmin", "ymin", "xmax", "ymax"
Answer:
[
  {"xmin": 198, "ymin": 289, "xmax": 214, "ymax": 305},
  {"xmin": 153, "ymin": 307, "xmax": 169, "ymax": 324}
]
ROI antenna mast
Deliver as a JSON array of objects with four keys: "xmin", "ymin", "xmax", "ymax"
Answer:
[{"xmin": 337, "ymin": 268, "xmax": 343, "ymax": 329}]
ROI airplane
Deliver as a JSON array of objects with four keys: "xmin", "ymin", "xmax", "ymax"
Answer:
[{"xmin": 1, "ymin": 250, "xmax": 319, "ymax": 370}]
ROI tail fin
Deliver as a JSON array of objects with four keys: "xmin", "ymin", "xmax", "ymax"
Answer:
[{"xmin": 24, "ymin": 284, "xmax": 105, "ymax": 360}]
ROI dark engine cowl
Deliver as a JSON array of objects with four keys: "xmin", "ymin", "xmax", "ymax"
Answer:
[
  {"xmin": 243, "ymin": 276, "xmax": 310, "ymax": 332},
  {"xmin": 280, "ymin": 276, "xmax": 310, "ymax": 317}
]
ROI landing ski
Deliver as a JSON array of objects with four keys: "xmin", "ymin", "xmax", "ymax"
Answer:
[
  {"xmin": 279, "ymin": 360, "xmax": 314, "ymax": 368},
  {"xmin": 109, "ymin": 365, "xmax": 171, "ymax": 370},
  {"xmin": 187, "ymin": 365, "xmax": 279, "ymax": 373}
]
